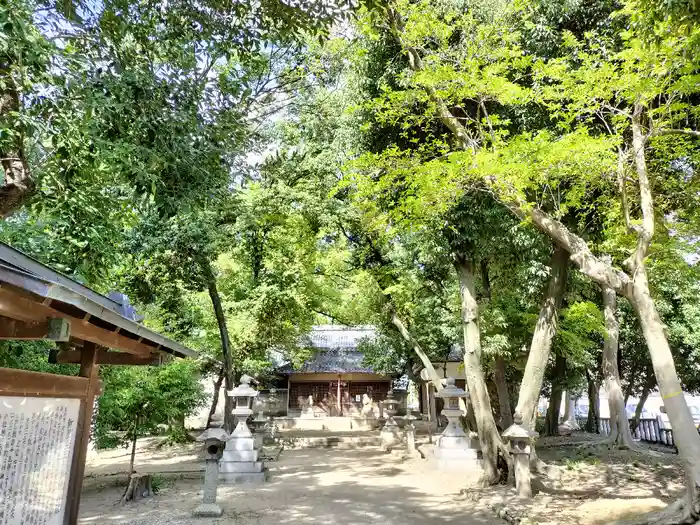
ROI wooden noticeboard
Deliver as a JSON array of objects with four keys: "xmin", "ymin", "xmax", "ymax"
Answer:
[
  {"xmin": 0, "ymin": 342, "xmax": 100, "ymax": 525},
  {"xmin": 0, "ymin": 397, "xmax": 80, "ymax": 525}
]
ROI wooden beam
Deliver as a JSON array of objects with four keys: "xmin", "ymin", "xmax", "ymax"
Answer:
[
  {"xmin": 53, "ymin": 349, "xmax": 161, "ymax": 366},
  {"xmin": 0, "ymin": 288, "xmax": 151, "ymax": 357},
  {"xmin": 0, "ymin": 316, "xmax": 70, "ymax": 341},
  {"xmin": 67, "ymin": 342, "xmax": 100, "ymax": 525},
  {"xmin": 0, "ymin": 368, "xmax": 89, "ymax": 398}
]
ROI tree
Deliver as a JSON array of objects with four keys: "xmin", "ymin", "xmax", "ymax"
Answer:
[
  {"xmin": 93, "ymin": 359, "xmax": 206, "ymax": 474},
  {"xmin": 362, "ymin": 0, "xmax": 700, "ymax": 515}
]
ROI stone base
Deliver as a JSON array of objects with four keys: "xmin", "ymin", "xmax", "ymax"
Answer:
[
  {"xmin": 435, "ymin": 457, "xmax": 481, "ymax": 470},
  {"xmin": 219, "ymin": 470, "xmax": 268, "ymax": 484},
  {"xmin": 380, "ymin": 426, "xmax": 404, "ymax": 451},
  {"xmin": 434, "ymin": 447, "xmax": 478, "ymax": 460},
  {"xmin": 193, "ymin": 503, "xmax": 223, "ymax": 517},
  {"xmin": 433, "ymin": 432, "xmax": 480, "ymax": 471},
  {"xmin": 222, "ymin": 448, "xmax": 259, "ymax": 462},
  {"xmin": 437, "ymin": 435, "xmax": 478, "ymax": 449},
  {"xmin": 220, "ymin": 460, "xmax": 263, "ymax": 474}
]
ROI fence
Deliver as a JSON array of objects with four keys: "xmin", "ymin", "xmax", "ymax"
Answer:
[{"xmin": 576, "ymin": 416, "xmax": 677, "ymax": 447}]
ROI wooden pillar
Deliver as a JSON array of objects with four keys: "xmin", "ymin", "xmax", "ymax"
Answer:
[
  {"xmin": 337, "ymin": 375, "xmax": 341, "ymax": 416},
  {"xmin": 66, "ymin": 341, "xmax": 100, "ymax": 525},
  {"xmin": 286, "ymin": 376, "xmax": 291, "ymax": 416}
]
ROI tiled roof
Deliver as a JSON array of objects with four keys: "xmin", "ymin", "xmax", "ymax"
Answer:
[
  {"xmin": 300, "ymin": 325, "xmax": 376, "ymax": 349},
  {"xmin": 277, "ymin": 348, "xmax": 376, "ymax": 374},
  {"xmin": 278, "ymin": 325, "xmax": 377, "ymax": 374}
]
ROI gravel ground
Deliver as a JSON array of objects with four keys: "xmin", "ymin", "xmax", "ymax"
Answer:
[
  {"xmin": 79, "ymin": 433, "xmax": 686, "ymax": 525},
  {"xmin": 79, "ymin": 446, "xmax": 499, "ymax": 525}
]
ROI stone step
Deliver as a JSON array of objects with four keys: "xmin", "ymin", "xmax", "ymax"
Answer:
[
  {"xmin": 219, "ymin": 461, "xmax": 264, "ymax": 474},
  {"xmin": 275, "ymin": 434, "xmax": 382, "ymax": 450}
]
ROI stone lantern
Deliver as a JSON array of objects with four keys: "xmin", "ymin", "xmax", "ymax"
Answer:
[
  {"xmin": 230, "ymin": 374, "xmax": 258, "ymax": 432},
  {"xmin": 219, "ymin": 376, "xmax": 266, "ymax": 483},
  {"xmin": 380, "ymin": 389, "xmax": 402, "ymax": 451},
  {"xmin": 433, "ymin": 377, "xmax": 479, "ymax": 470},
  {"xmin": 193, "ymin": 427, "xmax": 229, "ymax": 517},
  {"xmin": 502, "ymin": 412, "xmax": 538, "ymax": 498},
  {"xmin": 250, "ymin": 395, "xmax": 268, "ymax": 449},
  {"xmin": 403, "ymin": 413, "xmax": 418, "ymax": 455}
]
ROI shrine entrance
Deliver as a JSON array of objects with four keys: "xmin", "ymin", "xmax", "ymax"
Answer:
[{"xmin": 288, "ymin": 377, "xmax": 391, "ymax": 416}]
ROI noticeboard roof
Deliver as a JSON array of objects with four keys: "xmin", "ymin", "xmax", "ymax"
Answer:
[{"xmin": 0, "ymin": 242, "xmax": 197, "ymax": 360}]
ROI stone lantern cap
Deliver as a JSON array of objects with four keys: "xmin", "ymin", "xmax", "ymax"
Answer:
[
  {"xmin": 503, "ymin": 412, "xmax": 538, "ymax": 442},
  {"xmin": 197, "ymin": 427, "xmax": 230, "ymax": 443},
  {"xmin": 228, "ymin": 375, "xmax": 259, "ymax": 398},
  {"xmin": 382, "ymin": 389, "xmax": 398, "ymax": 405},
  {"xmin": 434, "ymin": 377, "xmax": 467, "ymax": 399}
]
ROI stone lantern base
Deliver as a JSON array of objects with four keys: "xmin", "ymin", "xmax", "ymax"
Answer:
[
  {"xmin": 219, "ymin": 422, "xmax": 267, "ymax": 484},
  {"xmin": 380, "ymin": 423, "xmax": 403, "ymax": 451},
  {"xmin": 193, "ymin": 503, "xmax": 224, "ymax": 518},
  {"xmin": 433, "ymin": 407, "xmax": 481, "ymax": 471}
]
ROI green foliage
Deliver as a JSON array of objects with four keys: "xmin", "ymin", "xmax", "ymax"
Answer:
[
  {"xmin": 0, "ymin": 340, "xmax": 78, "ymax": 375},
  {"xmin": 94, "ymin": 359, "xmax": 206, "ymax": 450}
]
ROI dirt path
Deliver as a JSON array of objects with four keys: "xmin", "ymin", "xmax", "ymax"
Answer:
[{"xmin": 80, "ymin": 447, "xmax": 500, "ymax": 525}]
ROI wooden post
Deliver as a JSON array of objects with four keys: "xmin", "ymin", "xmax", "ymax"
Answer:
[
  {"xmin": 286, "ymin": 376, "xmax": 291, "ymax": 416},
  {"xmin": 66, "ymin": 341, "xmax": 100, "ymax": 525},
  {"xmin": 337, "ymin": 375, "xmax": 341, "ymax": 416}
]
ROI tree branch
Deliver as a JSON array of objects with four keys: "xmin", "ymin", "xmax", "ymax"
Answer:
[
  {"xmin": 617, "ymin": 148, "xmax": 637, "ymax": 235},
  {"xmin": 387, "ymin": 7, "xmax": 479, "ymax": 152},
  {"xmin": 627, "ymin": 104, "xmax": 654, "ymax": 273},
  {"xmin": 653, "ymin": 129, "xmax": 700, "ymax": 138}
]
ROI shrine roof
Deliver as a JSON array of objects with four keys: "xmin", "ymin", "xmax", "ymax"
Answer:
[{"xmin": 277, "ymin": 325, "xmax": 377, "ymax": 374}]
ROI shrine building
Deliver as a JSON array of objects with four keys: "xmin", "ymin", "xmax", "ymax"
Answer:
[{"xmin": 277, "ymin": 325, "xmax": 394, "ymax": 417}]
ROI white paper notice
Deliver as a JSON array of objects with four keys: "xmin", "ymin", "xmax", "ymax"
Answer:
[{"xmin": 0, "ymin": 396, "xmax": 80, "ymax": 525}]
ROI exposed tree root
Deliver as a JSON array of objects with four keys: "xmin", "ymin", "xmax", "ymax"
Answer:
[{"xmin": 613, "ymin": 473, "xmax": 700, "ymax": 525}]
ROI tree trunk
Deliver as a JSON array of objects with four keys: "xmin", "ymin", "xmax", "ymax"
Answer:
[
  {"xmin": 631, "ymin": 379, "xmax": 654, "ymax": 433},
  {"xmin": 515, "ymin": 247, "xmax": 569, "ymax": 429},
  {"xmin": 545, "ymin": 390, "xmax": 562, "ymax": 437},
  {"xmin": 494, "ymin": 356, "xmax": 513, "ymax": 429},
  {"xmin": 455, "ymin": 255, "xmax": 503, "ymax": 484},
  {"xmin": 627, "ymin": 268, "xmax": 700, "ymax": 486},
  {"xmin": 602, "ymin": 284, "xmax": 636, "ymax": 447},
  {"xmin": 204, "ymin": 262, "xmax": 235, "ymax": 433},
  {"xmin": 390, "ymin": 309, "xmax": 443, "ymax": 392},
  {"xmin": 206, "ymin": 367, "xmax": 225, "ymax": 429},
  {"xmin": 562, "ymin": 391, "xmax": 571, "ymax": 421},
  {"xmin": 562, "ymin": 391, "xmax": 579, "ymax": 429},
  {"xmin": 545, "ymin": 353, "xmax": 566, "ymax": 436},
  {"xmin": 0, "ymin": 75, "xmax": 34, "ymax": 218},
  {"xmin": 585, "ymin": 370, "xmax": 600, "ymax": 434},
  {"xmin": 129, "ymin": 426, "xmax": 138, "ymax": 475}
]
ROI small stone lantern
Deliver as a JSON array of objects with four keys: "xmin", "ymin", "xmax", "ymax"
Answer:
[
  {"xmin": 380, "ymin": 389, "xmax": 402, "ymax": 451},
  {"xmin": 251, "ymin": 392, "xmax": 268, "ymax": 449},
  {"xmin": 193, "ymin": 427, "xmax": 229, "ymax": 517},
  {"xmin": 503, "ymin": 412, "xmax": 538, "ymax": 498},
  {"xmin": 403, "ymin": 413, "xmax": 418, "ymax": 455}
]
